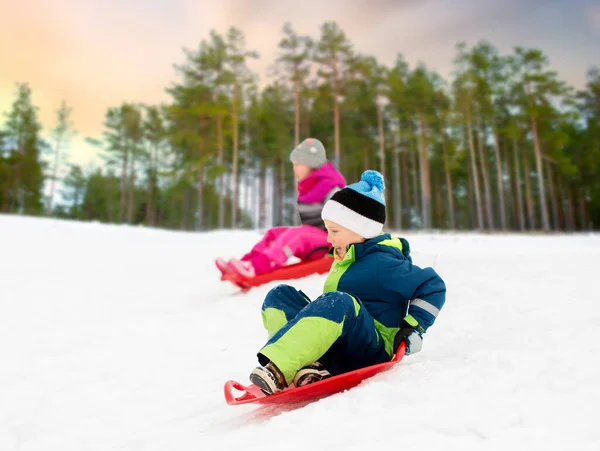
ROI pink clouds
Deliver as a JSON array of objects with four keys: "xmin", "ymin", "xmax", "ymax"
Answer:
[
  {"xmin": 1, "ymin": 0, "xmax": 597, "ymax": 147},
  {"xmin": 588, "ymin": 3, "xmax": 600, "ymax": 31}
]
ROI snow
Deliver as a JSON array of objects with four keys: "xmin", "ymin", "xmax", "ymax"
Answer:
[{"xmin": 1, "ymin": 214, "xmax": 599, "ymax": 450}]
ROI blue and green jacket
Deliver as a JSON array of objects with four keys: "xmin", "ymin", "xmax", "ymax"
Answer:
[{"xmin": 323, "ymin": 233, "xmax": 446, "ymax": 357}]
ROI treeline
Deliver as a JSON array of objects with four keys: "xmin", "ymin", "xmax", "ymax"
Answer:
[{"xmin": 1, "ymin": 22, "xmax": 599, "ymax": 232}]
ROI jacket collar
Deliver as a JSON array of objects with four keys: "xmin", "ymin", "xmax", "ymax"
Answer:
[{"xmin": 328, "ymin": 233, "xmax": 406, "ymax": 264}]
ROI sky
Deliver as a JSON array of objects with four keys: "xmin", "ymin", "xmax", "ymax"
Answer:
[
  {"xmin": 1, "ymin": 214, "xmax": 599, "ymax": 450},
  {"xmin": 1, "ymin": 0, "xmax": 599, "ymax": 171}
]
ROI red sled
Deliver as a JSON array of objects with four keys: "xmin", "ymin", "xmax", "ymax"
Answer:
[
  {"xmin": 220, "ymin": 255, "xmax": 334, "ymax": 291},
  {"xmin": 224, "ymin": 342, "xmax": 406, "ymax": 406}
]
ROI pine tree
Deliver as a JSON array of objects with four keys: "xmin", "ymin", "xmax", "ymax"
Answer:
[
  {"xmin": 225, "ymin": 27, "xmax": 259, "ymax": 228},
  {"xmin": 61, "ymin": 164, "xmax": 86, "ymax": 218},
  {"xmin": 276, "ymin": 22, "xmax": 313, "ymax": 147},
  {"xmin": 1, "ymin": 83, "xmax": 45, "ymax": 214},
  {"xmin": 314, "ymin": 21, "xmax": 354, "ymax": 169},
  {"xmin": 510, "ymin": 47, "xmax": 570, "ymax": 232},
  {"xmin": 47, "ymin": 100, "xmax": 76, "ymax": 215}
]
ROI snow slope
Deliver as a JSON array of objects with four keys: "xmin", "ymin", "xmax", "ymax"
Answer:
[{"xmin": 1, "ymin": 214, "xmax": 599, "ymax": 451}]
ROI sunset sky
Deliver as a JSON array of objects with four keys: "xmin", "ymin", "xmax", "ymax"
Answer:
[{"xmin": 2, "ymin": 0, "xmax": 599, "ymax": 169}]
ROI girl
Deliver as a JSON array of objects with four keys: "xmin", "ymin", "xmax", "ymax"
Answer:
[{"xmin": 216, "ymin": 138, "xmax": 345, "ymax": 278}]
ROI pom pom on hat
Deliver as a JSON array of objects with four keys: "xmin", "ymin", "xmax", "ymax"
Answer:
[
  {"xmin": 360, "ymin": 170, "xmax": 385, "ymax": 191},
  {"xmin": 348, "ymin": 170, "xmax": 385, "ymax": 205}
]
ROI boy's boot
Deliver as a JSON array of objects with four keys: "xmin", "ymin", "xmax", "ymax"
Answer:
[
  {"xmin": 249, "ymin": 361, "xmax": 287, "ymax": 395},
  {"xmin": 293, "ymin": 361, "xmax": 331, "ymax": 387}
]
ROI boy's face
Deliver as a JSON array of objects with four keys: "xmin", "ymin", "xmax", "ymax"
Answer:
[
  {"xmin": 292, "ymin": 161, "xmax": 312, "ymax": 182},
  {"xmin": 324, "ymin": 219, "xmax": 366, "ymax": 259}
]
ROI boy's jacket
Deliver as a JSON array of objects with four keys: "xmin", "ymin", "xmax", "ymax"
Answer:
[{"xmin": 323, "ymin": 233, "xmax": 446, "ymax": 356}]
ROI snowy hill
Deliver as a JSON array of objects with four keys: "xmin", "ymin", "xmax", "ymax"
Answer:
[{"xmin": 1, "ymin": 214, "xmax": 599, "ymax": 451}]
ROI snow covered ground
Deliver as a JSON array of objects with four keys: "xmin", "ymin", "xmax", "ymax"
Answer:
[{"xmin": 1, "ymin": 214, "xmax": 599, "ymax": 451}]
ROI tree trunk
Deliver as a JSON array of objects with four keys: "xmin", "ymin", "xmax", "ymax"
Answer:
[
  {"xmin": 119, "ymin": 144, "xmax": 128, "ymax": 223},
  {"xmin": 418, "ymin": 115, "xmax": 431, "ymax": 229},
  {"xmin": 244, "ymin": 116, "xmax": 251, "ymax": 226},
  {"xmin": 475, "ymin": 113, "xmax": 494, "ymax": 230},
  {"xmin": 1, "ymin": 172, "xmax": 10, "ymax": 212},
  {"xmin": 392, "ymin": 123, "xmax": 402, "ymax": 230},
  {"xmin": 302, "ymin": 96, "xmax": 311, "ymax": 138},
  {"xmin": 400, "ymin": 134, "xmax": 411, "ymax": 229},
  {"xmin": 279, "ymin": 154, "xmax": 285, "ymax": 225},
  {"xmin": 466, "ymin": 154, "xmax": 475, "ymax": 229},
  {"xmin": 332, "ymin": 60, "xmax": 341, "ymax": 168},
  {"xmin": 362, "ymin": 130, "xmax": 370, "ymax": 171},
  {"xmin": 523, "ymin": 149, "xmax": 535, "ymax": 230},
  {"xmin": 529, "ymin": 113, "xmax": 550, "ymax": 231},
  {"xmin": 47, "ymin": 136, "xmax": 63, "ymax": 215},
  {"xmin": 503, "ymin": 142, "xmax": 513, "ymax": 225},
  {"xmin": 259, "ymin": 158, "xmax": 267, "ymax": 229},
  {"xmin": 565, "ymin": 181, "xmax": 576, "ymax": 231},
  {"xmin": 433, "ymin": 172, "xmax": 444, "ymax": 228},
  {"xmin": 196, "ymin": 165, "xmax": 205, "ymax": 231},
  {"xmin": 545, "ymin": 159, "xmax": 559, "ymax": 231},
  {"xmin": 512, "ymin": 136, "xmax": 526, "ymax": 231},
  {"xmin": 556, "ymin": 173, "xmax": 569, "ymax": 231},
  {"xmin": 465, "ymin": 104, "xmax": 484, "ymax": 230},
  {"xmin": 73, "ymin": 188, "xmax": 81, "ymax": 219},
  {"xmin": 492, "ymin": 128, "xmax": 507, "ymax": 230},
  {"xmin": 145, "ymin": 170, "xmax": 153, "ymax": 226},
  {"xmin": 196, "ymin": 117, "xmax": 206, "ymax": 231},
  {"xmin": 410, "ymin": 125, "xmax": 420, "ymax": 225},
  {"xmin": 180, "ymin": 189, "xmax": 187, "ymax": 231},
  {"xmin": 441, "ymin": 133, "xmax": 456, "ymax": 230},
  {"xmin": 294, "ymin": 80, "xmax": 300, "ymax": 146},
  {"xmin": 245, "ymin": 167, "xmax": 251, "ymax": 225},
  {"xmin": 578, "ymin": 186, "xmax": 588, "ymax": 231},
  {"xmin": 377, "ymin": 102, "xmax": 386, "ymax": 206},
  {"xmin": 217, "ymin": 113, "xmax": 225, "ymax": 229},
  {"xmin": 151, "ymin": 145, "xmax": 158, "ymax": 225},
  {"xmin": 503, "ymin": 144, "xmax": 514, "ymax": 229},
  {"xmin": 271, "ymin": 158, "xmax": 284, "ymax": 227},
  {"xmin": 127, "ymin": 163, "xmax": 135, "ymax": 224},
  {"xmin": 231, "ymin": 82, "xmax": 240, "ymax": 228},
  {"xmin": 270, "ymin": 166, "xmax": 277, "ymax": 228},
  {"xmin": 13, "ymin": 135, "xmax": 24, "ymax": 213},
  {"xmin": 145, "ymin": 144, "xmax": 157, "ymax": 226}
]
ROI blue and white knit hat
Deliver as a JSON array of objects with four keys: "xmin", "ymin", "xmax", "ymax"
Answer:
[{"xmin": 321, "ymin": 170, "xmax": 386, "ymax": 238}]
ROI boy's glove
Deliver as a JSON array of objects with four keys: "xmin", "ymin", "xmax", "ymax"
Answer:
[{"xmin": 393, "ymin": 315, "xmax": 424, "ymax": 356}]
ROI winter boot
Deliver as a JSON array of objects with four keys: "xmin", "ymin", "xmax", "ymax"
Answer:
[
  {"xmin": 228, "ymin": 258, "xmax": 256, "ymax": 278},
  {"xmin": 215, "ymin": 257, "xmax": 231, "ymax": 276},
  {"xmin": 249, "ymin": 361, "xmax": 287, "ymax": 395},
  {"xmin": 293, "ymin": 362, "xmax": 331, "ymax": 387}
]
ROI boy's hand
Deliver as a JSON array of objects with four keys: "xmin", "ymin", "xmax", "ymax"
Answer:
[{"xmin": 393, "ymin": 315, "xmax": 424, "ymax": 355}]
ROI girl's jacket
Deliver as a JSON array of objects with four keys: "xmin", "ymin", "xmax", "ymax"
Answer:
[
  {"xmin": 297, "ymin": 162, "xmax": 346, "ymax": 231},
  {"xmin": 323, "ymin": 233, "xmax": 446, "ymax": 357}
]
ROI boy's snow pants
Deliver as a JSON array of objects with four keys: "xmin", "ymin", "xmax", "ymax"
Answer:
[{"xmin": 257, "ymin": 284, "xmax": 390, "ymax": 385}]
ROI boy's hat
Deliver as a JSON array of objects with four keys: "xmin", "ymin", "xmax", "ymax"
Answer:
[
  {"xmin": 321, "ymin": 170, "xmax": 386, "ymax": 238},
  {"xmin": 289, "ymin": 138, "xmax": 327, "ymax": 169}
]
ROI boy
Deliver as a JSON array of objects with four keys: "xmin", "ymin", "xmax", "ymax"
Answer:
[{"xmin": 249, "ymin": 170, "xmax": 447, "ymax": 394}]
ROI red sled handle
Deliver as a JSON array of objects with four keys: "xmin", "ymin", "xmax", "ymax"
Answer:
[{"xmin": 224, "ymin": 380, "xmax": 266, "ymax": 404}]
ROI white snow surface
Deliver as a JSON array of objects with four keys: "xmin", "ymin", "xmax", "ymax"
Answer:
[{"xmin": 1, "ymin": 214, "xmax": 599, "ymax": 451}]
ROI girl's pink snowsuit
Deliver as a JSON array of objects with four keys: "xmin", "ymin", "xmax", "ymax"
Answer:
[{"xmin": 241, "ymin": 162, "xmax": 346, "ymax": 275}]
